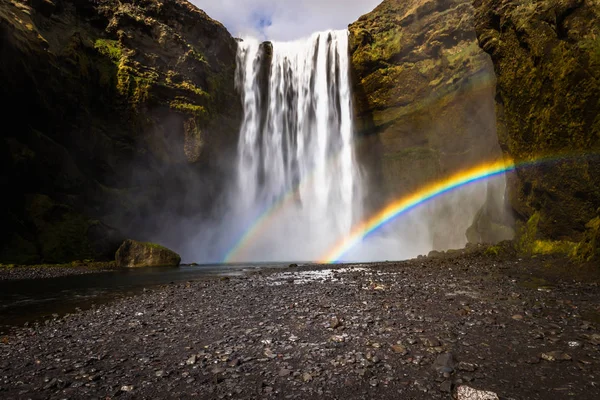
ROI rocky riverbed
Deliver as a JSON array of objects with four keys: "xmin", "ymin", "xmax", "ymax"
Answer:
[
  {"xmin": 1, "ymin": 246, "xmax": 599, "ymax": 399},
  {"xmin": 0, "ymin": 262, "xmax": 118, "ymax": 281}
]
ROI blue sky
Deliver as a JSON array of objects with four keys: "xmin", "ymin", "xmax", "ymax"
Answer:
[{"xmin": 191, "ymin": 0, "xmax": 381, "ymax": 41}]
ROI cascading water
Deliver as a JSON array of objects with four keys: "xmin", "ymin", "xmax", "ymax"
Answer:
[{"xmin": 230, "ymin": 30, "xmax": 362, "ymax": 262}]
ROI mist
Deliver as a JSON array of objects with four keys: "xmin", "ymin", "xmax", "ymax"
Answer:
[{"xmin": 135, "ymin": 30, "xmax": 511, "ymax": 264}]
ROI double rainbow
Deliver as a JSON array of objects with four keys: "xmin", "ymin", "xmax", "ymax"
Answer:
[
  {"xmin": 320, "ymin": 159, "xmax": 516, "ymax": 263},
  {"xmin": 224, "ymin": 158, "xmax": 516, "ymax": 263}
]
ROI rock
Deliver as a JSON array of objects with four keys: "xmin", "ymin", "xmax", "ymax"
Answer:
[
  {"xmin": 433, "ymin": 353, "xmax": 455, "ymax": 375},
  {"xmin": 390, "ymin": 344, "xmax": 408, "ymax": 355},
  {"xmin": 420, "ymin": 337, "xmax": 441, "ymax": 347},
  {"xmin": 349, "ymin": 0, "xmax": 506, "ymax": 249},
  {"xmin": 440, "ymin": 380, "xmax": 452, "ymax": 393},
  {"xmin": 115, "ymin": 240, "xmax": 181, "ymax": 268},
  {"xmin": 457, "ymin": 362, "xmax": 477, "ymax": 372},
  {"xmin": 120, "ymin": 385, "xmax": 134, "ymax": 392},
  {"xmin": 0, "ymin": 0, "xmax": 242, "ymax": 264},
  {"xmin": 585, "ymin": 334, "xmax": 600, "ymax": 345},
  {"xmin": 186, "ymin": 355, "xmax": 197, "ymax": 365},
  {"xmin": 455, "ymin": 385, "xmax": 499, "ymax": 400},
  {"xmin": 540, "ymin": 351, "xmax": 572, "ymax": 362},
  {"xmin": 473, "ymin": 0, "xmax": 600, "ymax": 253},
  {"xmin": 330, "ymin": 317, "xmax": 343, "ymax": 329}
]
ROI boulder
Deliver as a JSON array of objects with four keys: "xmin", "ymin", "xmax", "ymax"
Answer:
[{"xmin": 115, "ymin": 240, "xmax": 181, "ymax": 268}]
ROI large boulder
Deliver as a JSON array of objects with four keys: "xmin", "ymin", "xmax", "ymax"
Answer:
[
  {"xmin": 473, "ymin": 0, "xmax": 600, "ymax": 256},
  {"xmin": 0, "ymin": 0, "xmax": 242, "ymax": 263},
  {"xmin": 115, "ymin": 239, "xmax": 181, "ymax": 268}
]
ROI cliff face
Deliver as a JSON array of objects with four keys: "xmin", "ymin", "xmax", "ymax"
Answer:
[
  {"xmin": 0, "ymin": 0, "xmax": 242, "ymax": 263},
  {"xmin": 473, "ymin": 0, "xmax": 600, "ymax": 259},
  {"xmin": 349, "ymin": 0, "xmax": 511, "ymax": 250}
]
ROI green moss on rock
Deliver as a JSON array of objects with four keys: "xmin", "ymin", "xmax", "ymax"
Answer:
[
  {"xmin": 349, "ymin": 0, "xmax": 507, "ymax": 252},
  {"xmin": 115, "ymin": 239, "xmax": 181, "ymax": 267},
  {"xmin": 473, "ymin": 0, "xmax": 600, "ymax": 247},
  {"xmin": 94, "ymin": 38, "xmax": 122, "ymax": 61}
]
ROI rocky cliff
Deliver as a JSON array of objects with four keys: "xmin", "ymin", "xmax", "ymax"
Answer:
[
  {"xmin": 349, "ymin": 0, "xmax": 512, "ymax": 250},
  {"xmin": 0, "ymin": 0, "xmax": 241, "ymax": 263},
  {"xmin": 473, "ymin": 0, "xmax": 600, "ymax": 260}
]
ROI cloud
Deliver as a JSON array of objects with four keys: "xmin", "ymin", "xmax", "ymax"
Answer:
[{"xmin": 191, "ymin": 0, "xmax": 381, "ymax": 41}]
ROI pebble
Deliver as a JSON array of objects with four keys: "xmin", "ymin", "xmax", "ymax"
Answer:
[{"xmin": 0, "ymin": 252, "xmax": 598, "ymax": 399}]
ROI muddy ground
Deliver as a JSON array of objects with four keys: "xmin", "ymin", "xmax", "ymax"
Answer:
[{"xmin": 0, "ymin": 245, "xmax": 599, "ymax": 399}]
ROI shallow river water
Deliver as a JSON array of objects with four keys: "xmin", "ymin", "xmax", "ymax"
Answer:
[{"xmin": 0, "ymin": 263, "xmax": 291, "ymax": 334}]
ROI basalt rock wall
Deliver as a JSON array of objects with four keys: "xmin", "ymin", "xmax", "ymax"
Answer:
[
  {"xmin": 473, "ymin": 0, "xmax": 600, "ymax": 259},
  {"xmin": 0, "ymin": 0, "xmax": 242, "ymax": 263},
  {"xmin": 349, "ymin": 0, "xmax": 511, "ymax": 250}
]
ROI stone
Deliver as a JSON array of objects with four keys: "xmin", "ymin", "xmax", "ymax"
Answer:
[
  {"xmin": 440, "ymin": 380, "xmax": 452, "ymax": 393},
  {"xmin": 186, "ymin": 355, "xmax": 197, "ymax": 365},
  {"xmin": 391, "ymin": 344, "xmax": 407, "ymax": 355},
  {"xmin": 457, "ymin": 362, "xmax": 477, "ymax": 372},
  {"xmin": 115, "ymin": 240, "xmax": 181, "ymax": 268},
  {"xmin": 330, "ymin": 317, "xmax": 343, "ymax": 329},
  {"xmin": 540, "ymin": 351, "xmax": 572, "ymax": 362},
  {"xmin": 420, "ymin": 337, "xmax": 441, "ymax": 347},
  {"xmin": 433, "ymin": 353, "xmax": 455, "ymax": 375},
  {"xmin": 455, "ymin": 385, "xmax": 499, "ymax": 400},
  {"xmin": 279, "ymin": 369, "xmax": 292, "ymax": 377}
]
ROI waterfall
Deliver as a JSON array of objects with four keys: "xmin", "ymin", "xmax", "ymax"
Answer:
[{"xmin": 231, "ymin": 30, "xmax": 362, "ymax": 262}]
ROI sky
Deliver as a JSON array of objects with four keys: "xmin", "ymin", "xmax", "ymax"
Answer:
[{"xmin": 191, "ymin": 0, "xmax": 382, "ymax": 41}]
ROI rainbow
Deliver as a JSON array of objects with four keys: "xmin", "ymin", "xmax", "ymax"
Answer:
[
  {"xmin": 222, "ymin": 190, "xmax": 300, "ymax": 263},
  {"xmin": 319, "ymin": 159, "xmax": 516, "ymax": 263},
  {"xmin": 221, "ymin": 68, "xmax": 497, "ymax": 263}
]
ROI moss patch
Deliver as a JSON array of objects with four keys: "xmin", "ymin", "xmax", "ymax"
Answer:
[
  {"xmin": 94, "ymin": 38, "xmax": 122, "ymax": 62},
  {"xmin": 169, "ymin": 99, "xmax": 206, "ymax": 117}
]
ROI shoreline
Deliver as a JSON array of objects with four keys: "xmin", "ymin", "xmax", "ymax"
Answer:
[
  {"xmin": 0, "ymin": 261, "xmax": 119, "ymax": 281},
  {"xmin": 1, "ymin": 248, "xmax": 599, "ymax": 399}
]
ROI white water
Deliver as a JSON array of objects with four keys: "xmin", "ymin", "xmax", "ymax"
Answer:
[{"xmin": 230, "ymin": 30, "xmax": 362, "ymax": 261}]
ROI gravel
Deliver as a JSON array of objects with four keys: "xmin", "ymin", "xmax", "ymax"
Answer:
[{"xmin": 0, "ymin": 248, "xmax": 599, "ymax": 399}]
